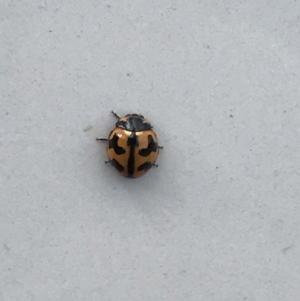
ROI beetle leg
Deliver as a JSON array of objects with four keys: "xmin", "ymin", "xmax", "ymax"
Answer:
[
  {"xmin": 158, "ymin": 145, "xmax": 163, "ymax": 149},
  {"xmin": 111, "ymin": 110, "xmax": 121, "ymax": 119},
  {"xmin": 96, "ymin": 137, "xmax": 108, "ymax": 141},
  {"xmin": 105, "ymin": 160, "xmax": 110, "ymax": 164},
  {"xmin": 152, "ymin": 163, "xmax": 159, "ymax": 167}
]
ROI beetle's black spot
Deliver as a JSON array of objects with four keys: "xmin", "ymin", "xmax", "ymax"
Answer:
[
  {"xmin": 139, "ymin": 135, "xmax": 158, "ymax": 157},
  {"xmin": 139, "ymin": 148, "xmax": 152, "ymax": 157},
  {"xmin": 148, "ymin": 135, "xmax": 158, "ymax": 151},
  {"xmin": 116, "ymin": 115, "xmax": 151, "ymax": 132},
  {"xmin": 127, "ymin": 132, "xmax": 139, "ymax": 147},
  {"xmin": 111, "ymin": 159, "xmax": 124, "ymax": 172},
  {"xmin": 109, "ymin": 134, "xmax": 126, "ymax": 155},
  {"xmin": 127, "ymin": 132, "xmax": 138, "ymax": 176},
  {"xmin": 137, "ymin": 162, "xmax": 153, "ymax": 172}
]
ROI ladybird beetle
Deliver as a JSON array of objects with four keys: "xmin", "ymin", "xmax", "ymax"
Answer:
[{"xmin": 97, "ymin": 111, "xmax": 163, "ymax": 178}]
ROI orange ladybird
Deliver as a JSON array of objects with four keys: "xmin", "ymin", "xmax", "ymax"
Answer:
[{"xmin": 97, "ymin": 111, "xmax": 163, "ymax": 178}]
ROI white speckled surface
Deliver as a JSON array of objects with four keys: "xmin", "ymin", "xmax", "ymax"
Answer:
[{"xmin": 1, "ymin": 1, "xmax": 300, "ymax": 300}]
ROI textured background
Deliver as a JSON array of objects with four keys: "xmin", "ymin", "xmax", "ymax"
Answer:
[{"xmin": 1, "ymin": 0, "xmax": 300, "ymax": 300}]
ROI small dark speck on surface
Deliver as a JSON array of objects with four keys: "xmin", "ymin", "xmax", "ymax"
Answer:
[
  {"xmin": 281, "ymin": 245, "xmax": 294, "ymax": 254},
  {"xmin": 216, "ymin": 166, "xmax": 218, "ymax": 169},
  {"xmin": 127, "ymin": 73, "xmax": 132, "ymax": 77},
  {"xmin": 49, "ymin": 30, "xmax": 52, "ymax": 32},
  {"xmin": 83, "ymin": 125, "xmax": 93, "ymax": 132},
  {"xmin": 230, "ymin": 114, "xmax": 233, "ymax": 118}
]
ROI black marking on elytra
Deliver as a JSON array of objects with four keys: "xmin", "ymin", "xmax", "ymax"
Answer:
[
  {"xmin": 139, "ymin": 148, "xmax": 152, "ymax": 157},
  {"xmin": 137, "ymin": 162, "xmax": 153, "ymax": 172},
  {"xmin": 108, "ymin": 133, "xmax": 126, "ymax": 155},
  {"xmin": 127, "ymin": 132, "xmax": 138, "ymax": 176},
  {"xmin": 111, "ymin": 159, "xmax": 124, "ymax": 172},
  {"xmin": 127, "ymin": 132, "xmax": 139, "ymax": 147},
  {"xmin": 116, "ymin": 115, "xmax": 152, "ymax": 132},
  {"xmin": 139, "ymin": 135, "xmax": 158, "ymax": 157}
]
